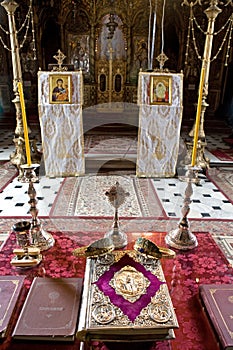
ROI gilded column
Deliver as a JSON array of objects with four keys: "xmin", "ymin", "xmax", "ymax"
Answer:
[
  {"xmin": 190, "ymin": 1, "xmax": 222, "ymax": 140},
  {"xmin": 1, "ymin": 0, "xmax": 23, "ymax": 137},
  {"xmin": 182, "ymin": 0, "xmax": 226, "ymax": 169}
]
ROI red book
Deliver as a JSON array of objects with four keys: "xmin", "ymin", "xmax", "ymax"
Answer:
[
  {"xmin": 199, "ymin": 284, "xmax": 233, "ymax": 350},
  {"xmin": 0, "ymin": 275, "xmax": 25, "ymax": 338},
  {"xmin": 12, "ymin": 277, "xmax": 83, "ymax": 342}
]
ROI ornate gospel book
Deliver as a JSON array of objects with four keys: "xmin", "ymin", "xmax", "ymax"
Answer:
[
  {"xmin": 199, "ymin": 284, "xmax": 233, "ymax": 350},
  {"xmin": 77, "ymin": 250, "xmax": 178, "ymax": 342},
  {"xmin": 12, "ymin": 277, "xmax": 83, "ymax": 342},
  {"xmin": 0, "ymin": 275, "xmax": 25, "ymax": 339}
]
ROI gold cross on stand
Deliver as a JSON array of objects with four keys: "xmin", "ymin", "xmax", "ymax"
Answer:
[
  {"xmin": 53, "ymin": 49, "xmax": 67, "ymax": 71},
  {"xmin": 156, "ymin": 52, "xmax": 168, "ymax": 71}
]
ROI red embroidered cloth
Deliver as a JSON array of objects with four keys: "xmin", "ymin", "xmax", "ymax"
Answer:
[{"xmin": 0, "ymin": 230, "xmax": 232, "ymax": 350}]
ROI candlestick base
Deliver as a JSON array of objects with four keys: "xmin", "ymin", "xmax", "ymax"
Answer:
[
  {"xmin": 185, "ymin": 140, "xmax": 210, "ymax": 170},
  {"xmin": 30, "ymin": 224, "xmax": 55, "ymax": 252},
  {"xmin": 165, "ymin": 219, "xmax": 198, "ymax": 251},
  {"xmin": 21, "ymin": 164, "xmax": 55, "ymax": 251},
  {"xmin": 165, "ymin": 165, "xmax": 199, "ymax": 251},
  {"xmin": 105, "ymin": 226, "xmax": 127, "ymax": 249}
]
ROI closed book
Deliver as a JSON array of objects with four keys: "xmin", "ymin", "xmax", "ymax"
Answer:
[
  {"xmin": 12, "ymin": 277, "xmax": 83, "ymax": 342},
  {"xmin": 199, "ymin": 284, "xmax": 233, "ymax": 350},
  {"xmin": 0, "ymin": 275, "xmax": 25, "ymax": 338},
  {"xmin": 77, "ymin": 251, "xmax": 178, "ymax": 342}
]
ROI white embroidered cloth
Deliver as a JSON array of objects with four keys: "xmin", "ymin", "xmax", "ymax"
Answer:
[
  {"xmin": 38, "ymin": 71, "xmax": 85, "ymax": 177},
  {"xmin": 136, "ymin": 72, "xmax": 183, "ymax": 177}
]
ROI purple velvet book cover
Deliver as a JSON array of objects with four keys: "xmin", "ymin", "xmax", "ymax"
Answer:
[
  {"xmin": 0, "ymin": 275, "xmax": 25, "ymax": 338},
  {"xmin": 199, "ymin": 284, "xmax": 233, "ymax": 350},
  {"xmin": 95, "ymin": 253, "xmax": 164, "ymax": 322}
]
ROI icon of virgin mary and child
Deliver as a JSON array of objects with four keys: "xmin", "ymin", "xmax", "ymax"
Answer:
[{"xmin": 52, "ymin": 78, "xmax": 69, "ymax": 102}]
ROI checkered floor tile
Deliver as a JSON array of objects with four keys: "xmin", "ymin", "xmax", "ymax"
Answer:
[{"xmin": 0, "ymin": 128, "xmax": 232, "ymax": 219}]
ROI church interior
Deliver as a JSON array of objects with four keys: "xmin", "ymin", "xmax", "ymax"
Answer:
[{"xmin": 0, "ymin": 0, "xmax": 233, "ymax": 350}]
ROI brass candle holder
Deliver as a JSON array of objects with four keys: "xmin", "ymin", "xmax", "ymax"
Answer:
[
  {"xmin": 105, "ymin": 181, "xmax": 129, "ymax": 249},
  {"xmin": 21, "ymin": 163, "xmax": 55, "ymax": 251},
  {"xmin": 165, "ymin": 166, "xmax": 199, "ymax": 250}
]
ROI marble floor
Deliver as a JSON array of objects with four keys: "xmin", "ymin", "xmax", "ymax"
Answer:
[{"xmin": 0, "ymin": 128, "xmax": 232, "ymax": 220}]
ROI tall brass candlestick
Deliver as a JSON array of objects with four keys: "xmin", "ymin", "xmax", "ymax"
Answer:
[
  {"xmin": 1, "ymin": 0, "xmax": 23, "ymax": 136},
  {"xmin": 165, "ymin": 68, "xmax": 205, "ymax": 250},
  {"xmin": 183, "ymin": 0, "xmax": 224, "ymax": 169},
  {"xmin": 165, "ymin": 67, "xmax": 205, "ymax": 250},
  {"xmin": 21, "ymin": 164, "xmax": 55, "ymax": 251}
]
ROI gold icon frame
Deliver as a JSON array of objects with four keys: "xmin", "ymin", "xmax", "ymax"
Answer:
[
  {"xmin": 49, "ymin": 74, "xmax": 72, "ymax": 104},
  {"xmin": 150, "ymin": 75, "xmax": 172, "ymax": 105}
]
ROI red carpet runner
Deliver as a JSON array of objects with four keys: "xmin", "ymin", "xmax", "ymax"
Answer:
[{"xmin": 207, "ymin": 148, "xmax": 233, "ymax": 162}]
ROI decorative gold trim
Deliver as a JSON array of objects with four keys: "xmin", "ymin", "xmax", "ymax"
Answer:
[
  {"xmin": 92, "ymin": 303, "xmax": 116, "ymax": 324},
  {"xmin": 109, "ymin": 265, "xmax": 150, "ymax": 303},
  {"xmin": 148, "ymin": 303, "xmax": 172, "ymax": 323}
]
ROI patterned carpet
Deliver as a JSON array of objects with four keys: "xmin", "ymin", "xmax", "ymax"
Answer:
[
  {"xmin": 207, "ymin": 148, "xmax": 233, "ymax": 162},
  {"xmin": 84, "ymin": 134, "xmax": 137, "ymax": 155},
  {"xmin": 0, "ymin": 161, "xmax": 18, "ymax": 191},
  {"xmin": 206, "ymin": 167, "xmax": 233, "ymax": 204},
  {"xmin": 50, "ymin": 175, "xmax": 167, "ymax": 218}
]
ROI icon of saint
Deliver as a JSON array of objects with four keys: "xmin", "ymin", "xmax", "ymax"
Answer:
[{"xmin": 52, "ymin": 78, "xmax": 69, "ymax": 102}]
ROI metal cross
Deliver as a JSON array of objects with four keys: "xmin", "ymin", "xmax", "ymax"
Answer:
[
  {"xmin": 156, "ymin": 52, "xmax": 169, "ymax": 70},
  {"xmin": 53, "ymin": 49, "xmax": 66, "ymax": 70}
]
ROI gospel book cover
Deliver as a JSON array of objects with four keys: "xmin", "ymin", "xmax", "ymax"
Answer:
[
  {"xmin": 12, "ymin": 277, "xmax": 83, "ymax": 342},
  {"xmin": 199, "ymin": 284, "xmax": 233, "ymax": 350},
  {"xmin": 77, "ymin": 250, "xmax": 178, "ymax": 342},
  {"xmin": 0, "ymin": 275, "xmax": 26, "ymax": 339}
]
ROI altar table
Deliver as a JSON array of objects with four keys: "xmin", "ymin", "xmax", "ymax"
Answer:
[{"xmin": 0, "ymin": 230, "xmax": 232, "ymax": 350}]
